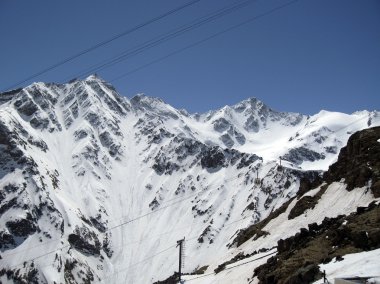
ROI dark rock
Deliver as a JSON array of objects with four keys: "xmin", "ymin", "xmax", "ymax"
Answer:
[
  {"xmin": 297, "ymin": 173, "xmax": 323, "ymax": 197},
  {"xmin": 368, "ymin": 228, "xmax": 380, "ymax": 247},
  {"xmin": 283, "ymin": 147, "xmax": 325, "ymax": 165},
  {"xmin": 0, "ymin": 88, "xmax": 22, "ymax": 104},
  {"xmin": 30, "ymin": 117, "xmax": 49, "ymax": 129},
  {"xmin": 6, "ymin": 217, "xmax": 37, "ymax": 237},
  {"xmin": 237, "ymin": 154, "xmax": 260, "ymax": 169},
  {"xmin": 351, "ymin": 231, "xmax": 369, "ymax": 249},
  {"xmin": 74, "ymin": 129, "xmax": 88, "ymax": 140},
  {"xmin": 371, "ymin": 181, "xmax": 380, "ymax": 198},
  {"xmin": 220, "ymin": 133, "xmax": 234, "ymax": 148},
  {"xmin": 325, "ymin": 146, "xmax": 337, "ymax": 154},
  {"xmin": 324, "ymin": 126, "xmax": 380, "ymax": 195},
  {"xmin": 200, "ymin": 147, "xmax": 225, "ymax": 169},
  {"xmin": 0, "ymin": 231, "xmax": 15, "ymax": 249},
  {"xmin": 149, "ymin": 197, "xmax": 160, "ymax": 210},
  {"xmin": 335, "ymin": 255, "xmax": 344, "ymax": 262},
  {"xmin": 152, "ymin": 153, "xmax": 179, "ymax": 175},
  {"xmin": 102, "ymin": 233, "xmax": 113, "ymax": 258},
  {"xmin": 286, "ymin": 264, "xmax": 320, "ymax": 284},
  {"xmin": 213, "ymin": 117, "xmax": 231, "ymax": 132},
  {"xmin": 16, "ymin": 99, "xmax": 39, "ymax": 116},
  {"xmin": 153, "ymin": 272, "xmax": 179, "ymax": 284},
  {"xmin": 356, "ymin": 207, "xmax": 366, "ymax": 214},
  {"xmin": 234, "ymin": 129, "xmax": 246, "ymax": 145},
  {"xmin": 99, "ymin": 131, "xmax": 121, "ymax": 157},
  {"xmin": 0, "ymin": 197, "xmax": 18, "ymax": 216},
  {"xmin": 289, "ymin": 184, "xmax": 327, "ymax": 220},
  {"xmin": 244, "ymin": 115, "xmax": 260, "ymax": 132},
  {"xmin": 198, "ymin": 225, "xmax": 211, "ymax": 244},
  {"xmin": 68, "ymin": 226, "xmax": 101, "ymax": 255},
  {"xmin": 288, "ymin": 196, "xmax": 315, "ymax": 220},
  {"xmin": 173, "ymin": 137, "xmax": 203, "ymax": 161}
]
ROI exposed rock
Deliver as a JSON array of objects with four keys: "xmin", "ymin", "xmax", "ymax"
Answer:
[
  {"xmin": 288, "ymin": 184, "xmax": 328, "ymax": 220},
  {"xmin": 324, "ymin": 126, "xmax": 380, "ymax": 196},
  {"xmin": 244, "ymin": 115, "xmax": 260, "ymax": 132},
  {"xmin": 220, "ymin": 133, "xmax": 234, "ymax": 148},
  {"xmin": 200, "ymin": 147, "xmax": 226, "ymax": 169},
  {"xmin": 283, "ymin": 147, "xmax": 325, "ymax": 165},
  {"xmin": 254, "ymin": 201, "xmax": 380, "ymax": 284},
  {"xmin": 68, "ymin": 226, "xmax": 101, "ymax": 255},
  {"xmin": 230, "ymin": 198, "xmax": 296, "ymax": 248},
  {"xmin": 213, "ymin": 117, "xmax": 231, "ymax": 132},
  {"xmin": 6, "ymin": 216, "xmax": 37, "ymax": 237}
]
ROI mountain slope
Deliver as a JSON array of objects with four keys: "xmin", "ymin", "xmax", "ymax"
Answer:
[
  {"xmin": 179, "ymin": 127, "xmax": 380, "ymax": 284},
  {"xmin": 0, "ymin": 75, "xmax": 379, "ymax": 284}
]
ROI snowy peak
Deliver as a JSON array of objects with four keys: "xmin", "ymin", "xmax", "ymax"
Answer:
[
  {"xmin": 130, "ymin": 93, "xmax": 181, "ymax": 120},
  {"xmin": 232, "ymin": 97, "xmax": 269, "ymax": 114}
]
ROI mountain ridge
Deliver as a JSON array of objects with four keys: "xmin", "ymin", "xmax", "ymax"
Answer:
[{"xmin": 0, "ymin": 75, "xmax": 379, "ymax": 284}]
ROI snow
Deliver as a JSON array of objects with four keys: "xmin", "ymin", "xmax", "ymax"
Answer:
[
  {"xmin": 313, "ymin": 249, "xmax": 380, "ymax": 284},
  {"xmin": 240, "ymin": 182, "xmax": 376, "ymax": 253}
]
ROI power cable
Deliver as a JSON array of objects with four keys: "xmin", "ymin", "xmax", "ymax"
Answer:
[
  {"xmin": 109, "ymin": 0, "xmax": 300, "ymax": 82},
  {"xmin": 106, "ymin": 169, "xmax": 251, "ymax": 228},
  {"xmin": 65, "ymin": 0, "xmax": 258, "ymax": 81},
  {"xmin": 1, "ymin": 0, "xmax": 202, "ymax": 92},
  {"xmin": 93, "ymin": 245, "xmax": 175, "ymax": 283},
  {"xmin": 99, "ymin": 236, "xmax": 200, "ymax": 283},
  {"xmin": 6, "ymin": 244, "xmax": 70, "ymax": 270}
]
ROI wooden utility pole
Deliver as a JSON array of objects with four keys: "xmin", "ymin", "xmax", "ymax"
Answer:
[{"xmin": 176, "ymin": 237, "xmax": 185, "ymax": 283}]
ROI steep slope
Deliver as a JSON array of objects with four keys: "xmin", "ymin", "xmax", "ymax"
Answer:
[
  {"xmin": 181, "ymin": 127, "xmax": 380, "ymax": 284},
  {"xmin": 0, "ymin": 76, "xmax": 379, "ymax": 284}
]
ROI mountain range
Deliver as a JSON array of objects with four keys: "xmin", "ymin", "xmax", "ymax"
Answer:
[{"xmin": 0, "ymin": 75, "xmax": 379, "ymax": 284}]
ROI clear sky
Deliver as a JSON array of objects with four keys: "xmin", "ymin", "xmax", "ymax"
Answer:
[{"xmin": 1, "ymin": 0, "xmax": 379, "ymax": 114}]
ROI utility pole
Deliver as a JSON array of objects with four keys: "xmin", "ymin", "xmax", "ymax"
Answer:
[{"xmin": 176, "ymin": 237, "xmax": 185, "ymax": 283}]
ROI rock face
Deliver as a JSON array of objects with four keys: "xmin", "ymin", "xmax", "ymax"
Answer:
[
  {"xmin": 283, "ymin": 147, "xmax": 326, "ymax": 165},
  {"xmin": 324, "ymin": 126, "xmax": 380, "ymax": 197}
]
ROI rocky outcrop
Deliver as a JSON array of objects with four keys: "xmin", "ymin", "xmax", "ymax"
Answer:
[
  {"xmin": 68, "ymin": 226, "xmax": 101, "ymax": 256},
  {"xmin": 324, "ymin": 126, "xmax": 380, "ymax": 197},
  {"xmin": 283, "ymin": 147, "xmax": 326, "ymax": 165},
  {"xmin": 254, "ymin": 201, "xmax": 380, "ymax": 284}
]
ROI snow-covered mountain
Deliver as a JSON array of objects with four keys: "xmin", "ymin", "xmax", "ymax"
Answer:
[{"xmin": 0, "ymin": 75, "xmax": 379, "ymax": 284}]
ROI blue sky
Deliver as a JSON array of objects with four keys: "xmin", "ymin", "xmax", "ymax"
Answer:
[{"xmin": 1, "ymin": 0, "xmax": 379, "ymax": 114}]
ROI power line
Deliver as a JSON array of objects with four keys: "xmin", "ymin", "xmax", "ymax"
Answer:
[
  {"xmin": 64, "ymin": 0, "xmax": 258, "ymax": 81},
  {"xmin": 109, "ymin": 0, "xmax": 300, "ymax": 82},
  {"xmin": 108, "ymin": 193, "xmax": 196, "ymax": 230},
  {"xmin": 6, "ymin": 244, "xmax": 70, "ymax": 270},
  {"xmin": 106, "ymin": 170, "xmax": 250, "ymax": 229},
  {"xmin": 99, "ymin": 236, "xmax": 199, "ymax": 283},
  {"xmin": 1, "ymin": 0, "xmax": 202, "ymax": 92},
  {"xmin": 94, "ymin": 245, "xmax": 175, "ymax": 283}
]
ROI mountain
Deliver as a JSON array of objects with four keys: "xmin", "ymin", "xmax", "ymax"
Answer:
[{"xmin": 0, "ymin": 75, "xmax": 379, "ymax": 284}]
